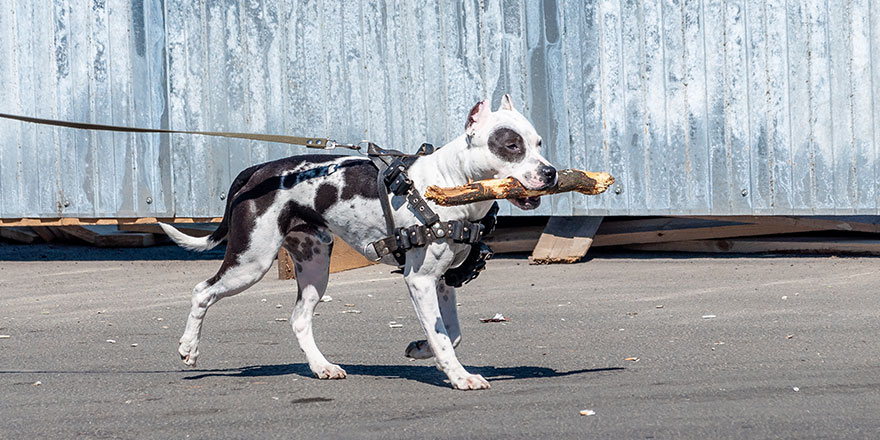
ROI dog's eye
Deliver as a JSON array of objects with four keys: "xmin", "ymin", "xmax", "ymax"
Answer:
[{"xmin": 505, "ymin": 144, "xmax": 520, "ymax": 151}]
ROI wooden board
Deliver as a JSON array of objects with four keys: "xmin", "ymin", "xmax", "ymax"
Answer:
[
  {"xmin": 483, "ymin": 225, "xmax": 545, "ymax": 254},
  {"xmin": 625, "ymin": 237, "xmax": 880, "ymax": 255},
  {"xmin": 685, "ymin": 216, "xmax": 880, "ymax": 234},
  {"xmin": 57, "ymin": 225, "xmax": 157, "ymax": 247},
  {"xmin": 591, "ymin": 217, "xmax": 828, "ymax": 247},
  {"xmin": 119, "ymin": 222, "xmax": 216, "ymax": 237},
  {"xmin": 0, "ymin": 226, "xmax": 40, "ymax": 243},
  {"xmin": 278, "ymin": 235, "xmax": 376, "ymax": 280},
  {"xmin": 0, "ymin": 217, "xmax": 223, "ymax": 227},
  {"xmin": 530, "ymin": 216, "xmax": 603, "ymax": 264}
]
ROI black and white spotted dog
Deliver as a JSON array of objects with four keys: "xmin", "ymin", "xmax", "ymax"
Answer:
[{"xmin": 161, "ymin": 95, "xmax": 557, "ymax": 390}]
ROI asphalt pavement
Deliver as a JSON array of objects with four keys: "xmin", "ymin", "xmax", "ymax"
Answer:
[{"xmin": 1, "ymin": 243, "xmax": 880, "ymax": 439}]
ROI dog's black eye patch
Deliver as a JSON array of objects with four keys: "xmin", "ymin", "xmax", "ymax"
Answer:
[{"xmin": 487, "ymin": 127, "xmax": 526, "ymax": 163}]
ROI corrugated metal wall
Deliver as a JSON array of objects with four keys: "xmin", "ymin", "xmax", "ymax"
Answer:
[{"xmin": 1, "ymin": 0, "xmax": 878, "ymax": 218}]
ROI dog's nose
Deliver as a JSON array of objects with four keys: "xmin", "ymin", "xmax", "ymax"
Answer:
[{"xmin": 541, "ymin": 165, "xmax": 557, "ymax": 183}]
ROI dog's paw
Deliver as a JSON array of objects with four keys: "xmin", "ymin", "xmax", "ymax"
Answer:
[
  {"xmin": 313, "ymin": 363, "xmax": 347, "ymax": 380},
  {"xmin": 450, "ymin": 373, "xmax": 491, "ymax": 391},
  {"xmin": 404, "ymin": 340, "xmax": 434, "ymax": 359},
  {"xmin": 178, "ymin": 339, "xmax": 199, "ymax": 367}
]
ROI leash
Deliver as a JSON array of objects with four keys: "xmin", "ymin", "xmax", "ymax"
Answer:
[
  {"xmin": 0, "ymin": 112, "xmax": 436, "ymax": 159},
  {"xmin": 0, "ymin": 111, "xmax": 367, "ymax": 152}
]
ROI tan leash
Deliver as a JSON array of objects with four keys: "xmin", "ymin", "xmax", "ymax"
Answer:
[{"xmin": 0, "ymin": 112, "xmax": 364, "ymax": 152}]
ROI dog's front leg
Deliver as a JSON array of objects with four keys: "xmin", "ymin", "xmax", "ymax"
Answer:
[
  {"xmin": 405, "ymin": 282, "xmax": 460, "ymax": 359},
  {"xmin": 404, "ymin": 246, "xmax": 489, "ymax": 390}
]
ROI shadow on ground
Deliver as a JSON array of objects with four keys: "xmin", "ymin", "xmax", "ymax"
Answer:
[{"xmin": 180, "ymin": 363, "xmax": 625, "ymax": 388}]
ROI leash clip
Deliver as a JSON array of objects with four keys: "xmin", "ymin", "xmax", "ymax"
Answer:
[{"xmin": 324, "ymin": 139, "xmax": 366, "ymax": 151}]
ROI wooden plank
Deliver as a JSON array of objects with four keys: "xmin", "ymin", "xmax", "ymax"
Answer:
[
  {"xmin": 278, "ymin": 235, "xmax": 376, "ymax": 280},
  {"xmin": 0, "ymin": 217, "xmax": 223, "ymax": 227},
  {"xmin": 531, "ymin": 216, "xmax": 603, "ymax": 264},
  {"xmin": 483, "ymin": 225, "xmax": 544, "ymax": 254},
  {"xmin": 329, "ymin": 237, "xmax": 376, "ymax": 274},
  {"xmin": 685, "ymin": 216, "xmax": 880, "ymax": 234},
  {"xmin": 625, "ymin": 237, "xmax": 880, "ymax": 255},
  {"xmin": 58, "ymin": 225, "xmax": 156, "ymax": 247},
  {"xmin": 591, "ymin": 218, "xmax": 826, "ymax": 247},
  {"xmin": 0, "ymin": 227, "xmax": 40, "ymax": 243},
  {"xmin": 30, "ymin": 227, "xmax": 59, "ymax": 243},
  {"xmin": 278, "ymin": 248, "xmax": 295, "ymax": 280},
  {"xmin": 119, "ymin": 223, "xmax": 216, "ymax": 237}
]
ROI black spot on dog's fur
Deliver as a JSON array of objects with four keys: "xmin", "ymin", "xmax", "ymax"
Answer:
[
  {"xmin": 487, "ymin": 127, "xmax": 526, "ymax": 163},
  {"xmin": 294, "ymin": 262, "xmax": 303, "ymax": 273},
  {"xmin": 277, "ymin": 200, "xmax": 326, "ymax": 234},
  {"xmin": 314, "ymin": 184, "xmax": 338, "ymax": 214},
  {"xmin": 341, "ymin": 162, "xmax": 379, "ymax": 200}
]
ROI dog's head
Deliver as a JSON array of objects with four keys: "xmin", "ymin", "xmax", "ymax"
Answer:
[{"xmin": 465, "ymin": 95, "xmax": 556, "ymax": 210}]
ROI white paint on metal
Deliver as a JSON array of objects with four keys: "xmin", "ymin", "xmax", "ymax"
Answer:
[{"xmin": 0, "ymin": 0, "xmax": 878, "ymax": 218}]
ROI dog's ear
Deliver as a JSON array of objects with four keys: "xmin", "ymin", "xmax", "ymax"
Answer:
[
  {"xmin": 499, "ymin": 94, "xmax": 515, "ymax": 111},
  {"xmin": 465, "ymin": 100, "xmax": 490, "ymax": 135}
]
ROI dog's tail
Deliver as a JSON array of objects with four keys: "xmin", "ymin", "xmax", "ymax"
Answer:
[
  {"xmin": 160, "ymin": 163, "xmax": 262, "ymax": 252},
  {"xmin": 158, "ymin": 223, "xmax": 224, "ymax": 252}
]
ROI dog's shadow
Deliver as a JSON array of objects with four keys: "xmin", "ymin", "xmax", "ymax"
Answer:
[{"xmin": 183, "ymin": 363, "xmax": 624, "ymax": 387}]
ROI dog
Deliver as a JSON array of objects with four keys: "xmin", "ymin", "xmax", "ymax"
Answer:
[{"xmin": 160, "ymin": 95, "xmax": 557, "ymax": 390}]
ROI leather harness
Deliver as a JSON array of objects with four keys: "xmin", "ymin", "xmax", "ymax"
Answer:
[{"xmin": 367, "ymin": 143, "xmax": 497, "ymax": 287}]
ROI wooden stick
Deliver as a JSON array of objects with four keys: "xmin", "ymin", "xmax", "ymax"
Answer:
[{"xmin": 424, "ymin": 169, "xmax": 614, "ymax": 206}]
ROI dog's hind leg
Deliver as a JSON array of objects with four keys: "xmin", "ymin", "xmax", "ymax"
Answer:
[
  {"xmin": 178, "ymin": 225, "xmax": 281, "ymax": 367},
  {"xmin": 405, "ymin": 282, "xmax": 461, "ymax": 359},
  {"xmin": 285, "ymin": 226, "xmax": 346, "ymax": 379}
]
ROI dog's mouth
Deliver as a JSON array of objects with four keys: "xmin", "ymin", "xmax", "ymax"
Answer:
[{"xmin": 511, "ymin": 196, "xmax": 541, "ymax": 210}]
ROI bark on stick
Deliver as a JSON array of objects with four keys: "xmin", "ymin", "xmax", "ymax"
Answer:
[{"xmin": 424, "ymin": 169, "xmax": 615, "ymax": 206}]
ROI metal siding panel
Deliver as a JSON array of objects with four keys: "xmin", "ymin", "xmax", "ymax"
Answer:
[
  {"xmin": 108, "ymin": 0, "xmax": 136, "ymax": 216},
  {"xmin": 872, "ymin": 0, "xmax": 880, "ymax": 211},
  {"xmin": 597, "ymin": 0, "xmax": 628, "ymax": 214},
  {"xmin": 490, "ymin": 0, "xmax": 528, "ymax": 216},
  {"xmin": 571, "ymin": 0, "xmax": 605, "ymax": 215},
  {"xmin": 704, "ymin": 0, "xmax": 730, "ymax": 214},
  {"xmin": 787, "ymin": 1, "xmax": 813, "ymax": 213},
  {"xmin": 16, "ymin": 0, "xmax": 42, "ymax": 217},
  {"xmin": 682, "ymin": 0, "xmax": 711, "ymax": 213},
  {"xmin": 0, "ymin": 0, "xmax": 22, "ymax": 217},
  {"xmin": 850, "ymin": 0, "xmax": 876, "ymax": 212},
  {"xmin": 129, "ymin": 0, "xmax": 157, "ymax": 216},
  {"xmin": 362, "ymin": 1, "xmax": 391, "ymax": 146},
  {"xmin": 542, "ymin": 0, "xmax": 573, "ymax": 216},
  {"xmin": 340, "ymin": 0, "xmax": 367, "ymax": 147},
  {"xmin": 643, "ymin": 0, "xmax": 670, "ymax": 212},
  {"xmin": 244, "ymin": 0, "xmax": 272, "ymax": 167},
  {"xmin": 200, "ymin": 0, "xmax": 231, "ymax": 208},
  {"xmin": 621, "ymin": 0, "xmax": 648, "ymax": 214},
  {"xmin": 663, "ymin": 0, "xmax": 689, "ymax": 213},
  {"xmin": 828, "ymin": 0, "xmax": 856, "ymax": 214},
  {"xmin": 745, "ymin": 0, "xmax": 772, "ymax": 213},
  {"xmin": 148, "ymin": 0, "xmax": 173, "ymax": 216},
  {"xmin": 164, "ymin": 0, "xmax": 197, "ymax": 217},
  {"xmin": 3, "ymin": 1, "xmax": 880, "ymax": 219},
  {"xmin": 524, "ymin": 0, "xmax": 553, "ymax": 216},
  {"xmin": 723, "ymin": 0, "xmax": 752, "ymax": 214},
  {"xmin": 806, "ymin": 0, "xmax": 834, "ymax": 212},
  {"xmin": 53, "ymin": 0, "xmax": 78, "ymax": 216},
  {"xmin": 88, "ymin": 0, "xmax": 117, "ymax": 216},
  {"xmin": 766, "ymin": 0, "xmax": 795, "ymax": 213},
  {"xmin": 261, "ymin": 2, "xmax": 287, "ymax": 163},
  {"xmin": 34, "ymin": 2, "xmax": 62, "ymax": 217}
]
